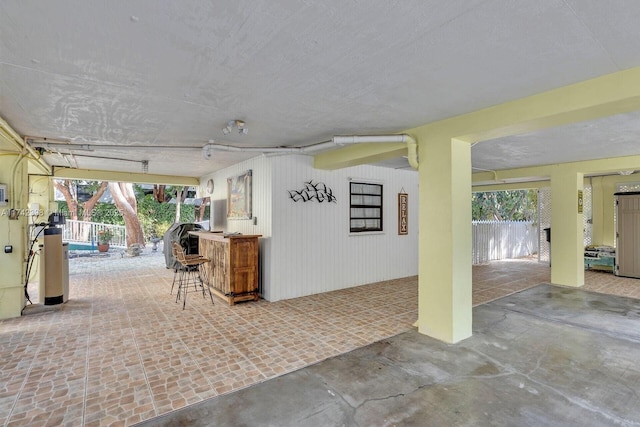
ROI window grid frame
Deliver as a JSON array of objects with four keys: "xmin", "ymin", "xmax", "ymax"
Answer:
[{"xmin": 349, "ymin": 182, "xmax": 383, "ymax": 233}]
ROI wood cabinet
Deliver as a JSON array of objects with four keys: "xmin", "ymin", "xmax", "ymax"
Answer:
[{"xmin": 190, "ymin": 232, "xmax": 261, "ymax": 305}]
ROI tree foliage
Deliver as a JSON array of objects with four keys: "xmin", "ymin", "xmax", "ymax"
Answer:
[
  {"xmin": 53, "ymin": 180, "xmax": 204, "ymax": 241},
  {"xmin": 472, "ymin": 190, "xmax": 537, "ymax": 221},
  {"xmin": 137, "ymin": 193, "xmax": 197, "ymax": 238}
]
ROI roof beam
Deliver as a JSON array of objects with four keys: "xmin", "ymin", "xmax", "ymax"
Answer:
[
  {"xmin": 314, "ymin": 67, "xmax": 640, "ymax": 171},
  {"xmin": 53, "ymin": 168, "xmax": 199, "ymax": 186},
  {"xmin": 420, "ymin": 67, "xmax": 640, "ymax": 143},
  {"xmin": 314, "ymin": 142, "xmax": 406, "ymax": 170},
  {"xmin": 472, "ymin": 154, "xmax": 640, "ymax": 186}
]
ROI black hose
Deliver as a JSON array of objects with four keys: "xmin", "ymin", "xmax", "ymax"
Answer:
[{"xmin": 22, "ymin": 223, "xmax": 48, "ymax": 310}]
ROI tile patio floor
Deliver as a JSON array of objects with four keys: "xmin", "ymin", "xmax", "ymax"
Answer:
[{"xmin": 0, "ymin": 249, "xmax": 638, "ymax": 426}]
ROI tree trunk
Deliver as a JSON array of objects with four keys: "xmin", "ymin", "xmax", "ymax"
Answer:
[
  {"xmin": 153, "ymin": 185, "xmax": 166, "ymax": 203},
  {"xmin": 53, "ymin": 179, "xmax": 79, "ymax": 220},
  {"xmin": 81, "ymin": 181, "xmax": 109, "ymax": 222},
  {"xmin": 174, "ymin": 186, "xmax": 185, "ymax": 223},
  {"xmin": 77, "ymin": 181, "xmax": 108, "ymax": 240},
  {"xmin": 108, "ymin": 182, "xmax": 145, "ymax": 246},
  {"xmin": 198, "ymin": 197, "xmax": 209, "ymax": 221}
]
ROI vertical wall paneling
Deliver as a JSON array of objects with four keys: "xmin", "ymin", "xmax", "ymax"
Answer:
[
  {"xmin": 270, "ymin": 155, "xmax": 419, "ymax": 301},
  {"xmin": 201, "ymin": 154, "xmax": 418, "ymax": 302},
  {"xmin": 200, "ymin": 155, "xmax": 273, "ymax": 299}
]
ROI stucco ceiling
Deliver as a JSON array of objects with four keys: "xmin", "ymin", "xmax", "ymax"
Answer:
[{"xmin": 1, "ymin": 0, "xmax": 640, "ymax": 178}]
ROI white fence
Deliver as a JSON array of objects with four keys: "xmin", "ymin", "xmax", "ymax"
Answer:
[
  {"xmin": 472, "ymin": 220, "xmax": 538, "ymax": 264},
  {"xmin": 62, "ymin": 220, "xmax": 127, "ymax": 248}
]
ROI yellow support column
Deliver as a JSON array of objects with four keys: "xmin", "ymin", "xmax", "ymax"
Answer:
[
  {"xmin": 417, "ymin": 137, "xmax": 472, "ymax": 343},
  {"xmin": 550, "ymin": 168, "xmax": 584, "ymax": 287}
]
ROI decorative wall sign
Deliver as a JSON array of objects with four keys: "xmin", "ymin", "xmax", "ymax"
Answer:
[
  {"xmin": 288, "ymin": 180, "xmax": 336, "ymax": 203},
  {"xmin": 577, "ymin": 190, "xmax": 583, "ymax": 214},
  {"xmin": 398, "ymin": 192, "xmax": 408, "ymax": 235},
  {"xmin": 227, "ymin": 170, "xmax": 252, "ymax": 219}
]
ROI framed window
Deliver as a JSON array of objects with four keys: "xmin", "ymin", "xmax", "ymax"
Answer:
[{"xmin": 350, "ymin": 182, "xmax": 383, "ymax": 232}]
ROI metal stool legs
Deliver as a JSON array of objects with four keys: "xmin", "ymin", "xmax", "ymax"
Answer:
[
  {"xmin": 172, "ymin": 241, "xmax": 214, "ymax": 309},
  {"xmin": 175, "ymin": 265, "xmax": 214, "ymax": 309}
]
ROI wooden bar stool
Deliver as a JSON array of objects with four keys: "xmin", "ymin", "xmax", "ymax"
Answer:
[{"xmin": 171, "ymin": 241, "xmax": 214, "ymax": 309}]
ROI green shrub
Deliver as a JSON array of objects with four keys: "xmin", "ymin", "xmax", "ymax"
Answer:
[{"xmin": 56, "ymin": 188, "xmax": 208, "ymax": 241}]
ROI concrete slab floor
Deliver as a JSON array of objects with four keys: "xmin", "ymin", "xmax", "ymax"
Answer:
[{"xmin": 137, "ymin": 284, "xmax": 640, "ymax": 427}]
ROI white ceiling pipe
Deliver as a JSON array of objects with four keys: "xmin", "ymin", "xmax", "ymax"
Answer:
[
  {"xmin": 332, "ymin": 135, "xmax": 408, "ymax": 144},
  {"xmin": 30, "ymin": 141, "xmax": 204, "ymax": 151},
  {"xmin": 257, "ymin": 147, "xmax": 301, "ymax": 153},
  {"xmin": 203, "ymin": 134, "xmax": 419, "ymax": 169},
  {"xmin": 405, "ymin": 136, "xmax": 418, "ymax": 169},
  {"xmin": 333, "ymin": 135, "xmax": 418, "ymax": 169},
  {"xmin": 204, "ymin": 143, "xmax": 242, "ymax": 152},
  {"xmin": 204, "ymin": 142, "xmax": 300, "ymax": 153},
  {"xmin": 300, "ymin": 141, "xmax": 337, "ymax": 153}
]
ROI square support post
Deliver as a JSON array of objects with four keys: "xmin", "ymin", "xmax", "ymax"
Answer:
[
  {"xmin": 550, "ymin": 169, "xmax": 584, "ymax": 287},
  {"xmin": 417, "ymin": 137, "xmax": 472, "ymax": 343}
]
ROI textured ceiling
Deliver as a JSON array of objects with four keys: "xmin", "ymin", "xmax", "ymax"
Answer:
[{"xmin": 1, "ymin": 0, "xmax": 640, "ymax": 178}]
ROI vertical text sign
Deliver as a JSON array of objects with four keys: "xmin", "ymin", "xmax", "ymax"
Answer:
[
  {"xmin": 398, "ymin": 193, "xmax": 408, "ymax": 235},
  {"xmin": 577, "ymin": 190, "xmax": 583, "ymax": 214}
]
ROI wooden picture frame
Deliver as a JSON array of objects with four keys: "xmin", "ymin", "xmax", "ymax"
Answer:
[{"xmin": 227, "ymin": 170, "xmax": 252, "ymax": 219}]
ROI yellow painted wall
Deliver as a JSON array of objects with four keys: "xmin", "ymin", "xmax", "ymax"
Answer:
[
  {"xmin": 590, "ymin": 173, "xmax": 640, "ymax": 247},
  {"xmin": 0, "ymin": 154, "xmax": 29, "ymax": 319},
  {"xmin": 25, "ymin": 175, "xmax": 54, "ymax": 288}
]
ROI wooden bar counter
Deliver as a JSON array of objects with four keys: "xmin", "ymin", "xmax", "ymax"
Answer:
[{"xmin": 189, "ymin": 231, "xmax": 261, "ymax": 305}]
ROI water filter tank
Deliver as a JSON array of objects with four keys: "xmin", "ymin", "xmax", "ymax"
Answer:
[{"xmin": 39, "ymin": 228, "xmax": 69, "ymax": 305}]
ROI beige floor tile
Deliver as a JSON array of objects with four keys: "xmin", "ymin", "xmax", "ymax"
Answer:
[{"xmin": 2, "ymin": 250, "xmax": 637, "ymax": 425}]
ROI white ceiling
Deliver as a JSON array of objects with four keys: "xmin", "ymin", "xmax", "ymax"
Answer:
[{"xmin": 1, "ymin": 0, "xmax": 640, "ymax": 178}]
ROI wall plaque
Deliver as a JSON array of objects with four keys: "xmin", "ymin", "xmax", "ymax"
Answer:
[
  {"xmin": 578, "ymin": 190, "xmax": 583, "ymax": 214},
  {"xmin": 398, "ymin": 193, "xmax": 408, "ymax": 235}
]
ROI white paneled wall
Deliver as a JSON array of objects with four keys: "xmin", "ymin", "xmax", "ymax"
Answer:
[
  {"xmin": 270, "ymin": 155, "xmax": 418, "ymax": 301},
  {"xmin": 200, "ymin": 154, "xmax": 419, "ymax": 302},
  {"xmin": 200, "ymin": 155, "xmax": 273, "ymax": 298},
  {"xmin": 201, "ymin": 155, "xmax": 272, "ymax": 235}
]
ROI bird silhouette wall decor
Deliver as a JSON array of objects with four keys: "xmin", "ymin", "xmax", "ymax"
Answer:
[{"xmin": 288, "ymin": 180, "xmax": 336, "ymax": 203}]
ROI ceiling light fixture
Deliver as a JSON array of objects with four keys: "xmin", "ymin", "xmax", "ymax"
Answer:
[
  {"xmin": 141, "ymin": 160, "xmax": 149, "ymax": 173},
  {"xmin": 222, "ymin": 120, "xmax": 248, "ymax": 135}
]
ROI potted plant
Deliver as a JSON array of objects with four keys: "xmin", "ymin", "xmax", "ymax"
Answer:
[{"xmin": 97, "ymin": 228, "xmax": 114, "ymax": 252}]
